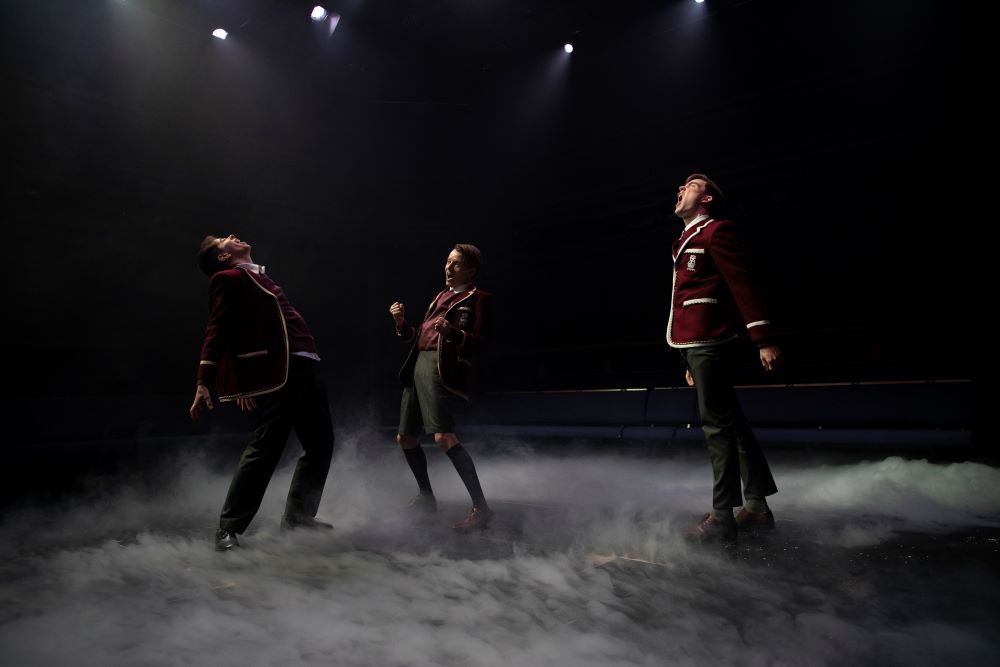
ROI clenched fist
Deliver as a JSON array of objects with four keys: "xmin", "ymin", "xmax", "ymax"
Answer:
[{"xmin": 389, "ymin": 301, "xmax": 405, "ymax": 326}]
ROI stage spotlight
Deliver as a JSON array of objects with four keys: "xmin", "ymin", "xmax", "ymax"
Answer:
[
  {"xmin": 695, "ymin": 0, "xmax": 705, "ymax": 4},
  {"xmin": 212, "ymin": 28, "xmax": 228, "ymax": 40},
  {"xmin": 311, "ymin": 6, "xmax": 328, "ymax": 21},
  {"xmin": 564, "ymin": 43, "xmax": 574, "ymax": 53}
]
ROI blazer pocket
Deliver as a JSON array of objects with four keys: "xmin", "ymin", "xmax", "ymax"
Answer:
[
  {"xmin": 237, "ymin": 350, "xmax": 269, "ymax": 359},
  {"xmin": 682, "ymin": 298, "xmax": 719, "ymax": 307}
]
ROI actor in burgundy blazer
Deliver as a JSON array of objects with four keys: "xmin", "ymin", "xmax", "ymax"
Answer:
[
  {"xmin": 666, "ymin": 217, "xmax": 775, "ymax": 349},
  {"xmin": 197, "ymin": 267, "xmax": 295, "ymax": 401},
  {"xmin": 667, "ymin": 174, "xmax": 781, "ymax": 544},
  {"xmin": 396, "ymin": 287, "xmax": 493, "ymax": 400},
  {"xmin": 191, "ymin": 235, "xmax": 332, "ymax": 551}
]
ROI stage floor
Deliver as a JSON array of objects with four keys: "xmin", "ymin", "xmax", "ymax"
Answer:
[{"xmin": 2, "ymin": 444, "xmax": 998, "ymax": 666}]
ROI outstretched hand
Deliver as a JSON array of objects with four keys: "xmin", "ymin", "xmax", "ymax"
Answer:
[
  {"xmin": 759, "ymin": 345, "xmax": 783, "ymax": 372},
  {"xmin": 189, "ymin": 384, "xmax": 213, "ymax": 420}
]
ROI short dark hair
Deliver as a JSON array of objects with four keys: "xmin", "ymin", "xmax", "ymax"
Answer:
[
  {"xmin": 453, "ymin": 243, "xmax": 483, "ymax": 273},
  {"xmin": 685, "ymin": 173, "xmax": 724, "ymax": 212},
  {"xmin": 197, "ymin": 236, "xmax": 225, "ymax": 277}
]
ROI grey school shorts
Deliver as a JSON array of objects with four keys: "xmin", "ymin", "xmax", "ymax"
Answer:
[{"xmin": 398, "ymin": 350, "xmax": 458, "ymax": 436}]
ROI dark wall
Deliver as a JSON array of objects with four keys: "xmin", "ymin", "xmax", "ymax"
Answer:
[{"xmin": 0, "ymin": 0, "xmax": 975, "ymax": 441}]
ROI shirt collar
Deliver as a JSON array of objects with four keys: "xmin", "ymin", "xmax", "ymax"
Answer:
[
  {"xmin": 234, "ymin": 262, "xmax": 265, "ymax": 275},
  {"xmin": 683, "ymin": 213, "xmax": 711, "ymax": 232}
]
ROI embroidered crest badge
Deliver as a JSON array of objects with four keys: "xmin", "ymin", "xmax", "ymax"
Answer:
[
  {"xmin": 457, "ymin": 306, "xmax": 473, "ymax": 328},
  {"xmin": 686, "ymin": 254, "xmax": 697, "ymax": 272}
]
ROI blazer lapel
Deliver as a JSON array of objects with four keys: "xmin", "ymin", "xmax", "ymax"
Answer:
[
  {"xmin": 444, "ymin": 287, "xmax": 477, "ymax": 317},
  {"xmin": 672, "ymin": 218, "xmax": 716, "ymax": 264},
  {"xmin": 425, "ymin": 290, "xmax": 447, "ymax": 319},
  {"xmin": 242, "ymin": 266, "xmax": 277, "ymax": 298}
]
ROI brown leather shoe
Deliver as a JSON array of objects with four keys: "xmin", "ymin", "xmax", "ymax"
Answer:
[
  {"xmin": 684, "ymin": 512, "xmax": 737, "ymax": 543},
  {"xmin": 452, "ymin": 506, "xmax": 494, "ymax": 532},
  {"xmin": 407, "ymin": 493, "xmax": 438, "ymax": 514},
  {"xmin": 735, "ymin": 507, "xmax": 775, "ymax": 530}
]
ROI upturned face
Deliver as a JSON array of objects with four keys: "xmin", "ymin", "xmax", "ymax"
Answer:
[
  {"xmin": 214, "ymin": 234, "xmax": 252, "ymax": 263},
  {"xmin": 674, "ymin": 178, "xmax": 712, "ymax": 218}
]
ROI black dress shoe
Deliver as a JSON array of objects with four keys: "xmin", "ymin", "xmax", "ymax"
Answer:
[
  {"xmin": 280, "ymin": 515, "xmax": 334, "ymax": 532},
  {"xmin": 215, "ymin": 529, "xmax": 240, "ymax": 551},
  {"xmin": 407, "ymin": 493, "xmax": 438, "ymax": 514}
]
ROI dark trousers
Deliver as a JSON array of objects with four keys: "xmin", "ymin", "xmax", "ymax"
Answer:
[
  {"xmin": 219, "ymin": 357, "xmax": 334, "ymax": 533},
  {"xmin": 682, "ymin": 342, "xmax": 777, "ymax": 510}
]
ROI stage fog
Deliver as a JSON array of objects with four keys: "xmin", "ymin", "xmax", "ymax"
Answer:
[{"xmin": 2, "ymin": 434, "xmax": 998, "ymax": 666}]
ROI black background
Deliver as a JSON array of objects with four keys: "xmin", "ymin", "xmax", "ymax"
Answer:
[{"xmin": 0, "ymin": 0, "xmax": 974, "ymax": 440}]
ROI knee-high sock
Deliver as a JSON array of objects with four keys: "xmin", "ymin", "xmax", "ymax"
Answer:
[
  {"xmin": 403, "ymin": 446, "xmax": 433, "ymax": 495},
  {"xmin": 446, "ymin": 444, "xmax": 487, "ymax": 509}
]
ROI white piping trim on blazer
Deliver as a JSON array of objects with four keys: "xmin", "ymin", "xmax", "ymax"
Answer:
[
  {"xmin": 396, "ymin": 323, "xmax": 416, "ymax": 343},
  {"xmin": 668, "ymin": 333, "xmax": 739, "ymax": 348},
  {"xmin": 683, "ymin": 248, "xmax": 705, "ymax": 254},
  {"xmin": 667, "ymin": 219, "xmax": 720, "ymax": 347},
  {"xmin": 746, "ymin": 320, "xmax": 770, "ymax": 329},
  {"xmin": 682, "ymin": 298, "xmax": 718, "ymax": 306},
  {"xmin": 437, "ymin": 287, "xmax": 477, "ymax": 400},
  {"xmin": 219, "ymin": 268, "xmax": 290, "ymax": 402},
  {"xmin": 199, "ymin": 360, "xmax": 218, "ymax": 366},
  {"xmin": 423, "ymin": 293, "xmax": 439, "ymax": 319},
  {"xmin": 670, "ymin": 218, "xmax": 715, "ymax": 263}
]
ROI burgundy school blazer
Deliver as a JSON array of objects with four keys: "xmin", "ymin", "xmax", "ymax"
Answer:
[
  {"xmin": 666, "ymin": 218, "xmax": 775, "ymax": 348},
  {"xmin": 196, "ymin": 268, "xmax": 290, "ymax": 401},
  {"xmin": 397, "ymin": 288, "xmax": 493, "ymax": 400}
]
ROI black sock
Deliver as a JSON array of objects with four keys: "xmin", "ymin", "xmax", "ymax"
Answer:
[
  {"xmin": 402, "ymin": 445, "xmax": 434, "ymax": 496},
  {"xmin": 446, "ymin": 444, "xmax": 488, "ymax": 509},
  {"xmin": 713, "ymin": 508, "xmax": 735, "ymax": 523}
]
